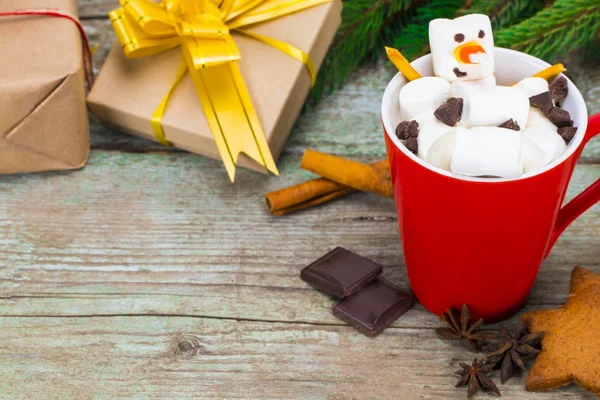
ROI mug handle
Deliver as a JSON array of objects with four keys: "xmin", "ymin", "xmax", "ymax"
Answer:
[{"xmin": 546, "ymin": 113, "xmax": 600, "ymax": 256}]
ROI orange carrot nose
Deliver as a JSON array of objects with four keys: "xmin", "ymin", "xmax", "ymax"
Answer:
[{"xmin": 454, "ymin": 42, "xmax": 487, "ymax": 64}]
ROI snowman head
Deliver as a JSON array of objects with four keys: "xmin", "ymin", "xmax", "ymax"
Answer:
[{"xmin": 429, "ymin": 14, "xmax": 494, "ymax": 82}]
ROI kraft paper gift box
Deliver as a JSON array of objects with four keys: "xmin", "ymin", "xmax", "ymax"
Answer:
[
  {"xmin": 87, "ymin": 0, "xmax": 342, "ymax": 178},
  {"xmin": 0, "ymin": 0, "xmax": 90, "ymax": 174}
]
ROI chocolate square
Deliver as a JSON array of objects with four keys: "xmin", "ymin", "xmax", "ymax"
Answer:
[
  {"xmin": 333, "ymin": 280, "xmax": 415, "ymax": 337},
  {"xmin": 300, "ymin": 247, "xmax": 383, "ymax": 298}
]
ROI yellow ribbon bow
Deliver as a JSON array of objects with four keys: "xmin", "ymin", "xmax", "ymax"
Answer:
[{"xmin": 109, "ymin": 0, "xmax": 331, "ymax": 181}]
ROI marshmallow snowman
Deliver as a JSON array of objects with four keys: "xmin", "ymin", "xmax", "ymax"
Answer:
[
  {"xmin": 393, "ymin": 13, "xmax": 571, "ymax": 178},
  {"xmin": 429, "ymin": 14, "xmax": 495, "ymax": 82}
]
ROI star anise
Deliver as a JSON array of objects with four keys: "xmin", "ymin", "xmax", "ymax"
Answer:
[
  {"xmin": 436, "ymin": 304, "xmax": 496, "ymax": 349},
  {"xmin": 483, "ymin": 323, "xmax": 543, "ymax": 383},
  {"xmin": 455, "ymin": 358, "xmax": 501, "ymax": 398}
]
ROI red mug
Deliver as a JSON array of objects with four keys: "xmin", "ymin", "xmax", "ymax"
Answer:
[{"xmin": 382, "ymin": 48, "xmax": 600, "ymax": 322}]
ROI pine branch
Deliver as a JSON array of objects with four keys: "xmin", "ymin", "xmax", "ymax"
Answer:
[
  {"xmin": 464, "ymin": 0, "xmax": 547, "ymax": 30},
  {"xmin": 310, "ymin": 0, "xmax": 419, "ymax": 102},
  {"xmin": 495, "ymin": 0, "xmax": 600, "ymax": 62},
  {"xmin": 582, "ymin": 38, "xmax": 600, "ymax": 61}
]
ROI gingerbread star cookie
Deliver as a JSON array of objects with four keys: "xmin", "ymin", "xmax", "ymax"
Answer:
[{"xmin": 521, "ymin": 266, "xmax": 600, "ymax": 395}]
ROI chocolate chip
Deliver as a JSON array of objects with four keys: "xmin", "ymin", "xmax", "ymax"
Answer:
[
  {"xmin": 395, "ymin": 120, "xmax": 419, "ymax": 140},
  {"xmin": 395, "ymin": 121, "xmax": 408, "ymax": 140},
  {"xmin": 550, "ymin": 76, "xmax": 568, "ymax": 102},
  {"xmin": 547, "ymin": 106, "xmax": 573, "ymax": 128},
  {"xmin": 478, "ymin": 29, "xmax": 485, "ymax": 38},
  {"xmin": 453, "ymin": 68, "xmax": 467, "ymax": 78},
  {"xmin": 498, "ymin": 119, "xmax": 520, "ymax": 131},
  {"xmin": 454, "ymin": 33, "xmax": 465, "ymax": 43},
  {"xmin": 529, "ymin": 91, "xmax": 554, "ymax": 114},
  {"xmin": 403, "ymin": 137, "xmax": 418, "ymax": 154},
  {"xmin": 434, "ymin": 97, "xmax": 463, "ymax": 127},
  {"xmin": 558, "ymin": 126, "xmax": 577, "ymax": 143}
]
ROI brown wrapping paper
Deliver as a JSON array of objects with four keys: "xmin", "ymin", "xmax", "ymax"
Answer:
[
  {"xmin": 87, "ymin": 0, "xmax": 342, "ymax": 174},
  {"xmin": 0, "ymin": 0, "xmax": 89, "ymax": 174}
]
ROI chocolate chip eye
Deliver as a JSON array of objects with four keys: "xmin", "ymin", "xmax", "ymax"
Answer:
[
  {"xmin": 478, "ymin": 29, "xmax": 485, "ymax": 39},
  {"xmin": 454, "ymin": 33, "xmax": 465, "ymax": 43}
]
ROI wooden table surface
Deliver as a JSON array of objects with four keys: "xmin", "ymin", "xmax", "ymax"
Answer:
[{"xmin": 1, "ymin": 2, "xmax": 599, "ymax": 399}]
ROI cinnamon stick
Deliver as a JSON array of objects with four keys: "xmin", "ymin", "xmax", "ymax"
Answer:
[
  {"xmin": 301, "ymin": 150, "xmax": 393, "ymax": 197},
  {"xmin": 266, "ymin": 178, "xmax": 355, "ymax": 216},
  {"xmin": 265, "ymin": 156, "xmax": 390, "ymax": 215}
]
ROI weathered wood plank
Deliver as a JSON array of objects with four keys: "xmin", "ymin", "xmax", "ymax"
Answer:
[
  {"xmin": 80, "ymin": 19, "xmax": 600, "ymax": 162},
  {"xmin": 0, "ymin": 316, "xmax": 596, "ymax": 400},
  {"xmin": 0, "ymin": 152, "xmax": 597, "ymax": 323},
  {"xmin": 78, "ymin": 0, "xmax": 116, "ymax": 17}
]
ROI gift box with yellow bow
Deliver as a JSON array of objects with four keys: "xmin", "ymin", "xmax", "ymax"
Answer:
[{"xmin": 88, "ymin": 0, "xmax": 342, "ymax": 182}]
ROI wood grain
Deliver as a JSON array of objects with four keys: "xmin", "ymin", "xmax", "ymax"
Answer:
[
  {"xmin": 0, "ymin": 153, "xmax": 597, "ymax": 325},
  {"xmin": 0, "ymin": 316, "xmax": 596, "ymax": 400},
  {"xmin": 78, "ymin": 0, "xmax": 116, "ymax": 17}
]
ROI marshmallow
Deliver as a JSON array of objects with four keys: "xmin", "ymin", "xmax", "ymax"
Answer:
[
  {"xmin": 515, "ymin": 77, "xmax": 549, "ymax": 98},
  {"xmin": 527, "ymin": 107, "xmax": 557, "ymax": 130},
  {"xmin": 461, "ymin": 85, "xmax": 529, "ymax": 129},
  {"xmin": 426, "ymin": 130, "xmax": 455, "ymax": 172},
  {"xmin": 450, "ymin": 75, "xmax": 496, "ymax": 98},
  {"xmin": 399, "ymin": 77, "xmax": 450, "ymax": 120},
  {"xmin": 522, "ymin": 138, "xmax": 547, "ymax": 174},
  {"xmin": 414, "ymin": 111, "xmax": 455, "ymax": 160},
  {"xmin": 451, "ymin": 127, "xmax": 523, "ymax": 178},
  {"xmin": 429, "ymin": 14, "xmax": 495, "ymax": 82},
  {"xmin": 522, "ymin": 126, "xmax": 566, "ymax": 164}
]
